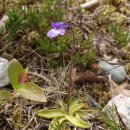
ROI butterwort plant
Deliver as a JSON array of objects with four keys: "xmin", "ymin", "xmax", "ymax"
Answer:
[{"xmin": 36, "ymin": 22, "xmax": 91, "ymax": 129}]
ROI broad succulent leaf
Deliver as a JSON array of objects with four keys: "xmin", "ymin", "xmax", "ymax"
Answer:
[
  {"xmin": 77, "ymin": 109, "xmax": 95, "ymax": 117},
  {"xmin": 8, "ymin": 59, "xmax": 23, "ymax": 90},
  {"xmin": 36, "ymin": 109, "xmax": 65, "ymax": 118},
  {"xmin": 49, "ymin": 117, "xmax": 66, "ymax": 130},
  {"xmin": 70, "ymin": 103, "xmax": 85, "ymax": 115},
  {"xmin": 69, "ymin": 97, "xmax": 79, "ymax": 109},
  {"xmin": 57, "ymin": 100, "xmax": 66, "ymax": 110},
  {"xmin": 69, "ymin": 97, "xmax": 85, "ymax": 115},
  {"xmin": 65, "ymin": 113, "xmax": 90, "ymax": 128},
  {"xmin": 18, "ymin": 82, "xmax": 46, "ymax": 102}
]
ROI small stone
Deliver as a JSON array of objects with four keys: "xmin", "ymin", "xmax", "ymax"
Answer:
[
  {"xmin": 0, "ymin": 15, "xmax": 8, "ymax": 28},
  {"xmin": 98, "ymin": 60, "xmax": 126, "ymax": 84},
  {"xmin": 103, "ymin": 94, "xmax": 130, "ymax": 130},
  {"xmin": 0, "ymin": 57, "xmax": 9, "ymax": 87}
]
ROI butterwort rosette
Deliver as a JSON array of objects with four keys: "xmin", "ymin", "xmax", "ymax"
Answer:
[{"xmin": 47, "ymin": 22, "xmax": 69, "ymax": 38}]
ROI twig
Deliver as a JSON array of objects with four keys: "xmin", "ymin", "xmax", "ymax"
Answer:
[
  {"xmin": 28, "ymin": 72, "xmax": 51, "ymax": 84},
  {"xmin": 23, "ymin": 111, "xmax": 37, "ymax": 130},
  {"xmin": 80, "ymin": 0, "xmax": 99, "ymax": 9},
  {"xmin": 106, "ymin": 60, "xmax": 130, "ymax": 65},
  {"xmin": 124, "ymin": 71, "xmax": 130, "ymax": 81}
]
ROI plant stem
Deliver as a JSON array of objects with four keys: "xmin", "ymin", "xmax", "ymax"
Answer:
[{"xmin": 66, "ymin": 23, "xmax": 75, "ymax": 115}]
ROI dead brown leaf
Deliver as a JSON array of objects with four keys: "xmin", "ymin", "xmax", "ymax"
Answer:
[{"xmin": 74, "ymin": 70, "xmax": 101, "ymax": 84}]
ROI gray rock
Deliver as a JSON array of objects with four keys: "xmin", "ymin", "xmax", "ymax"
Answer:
[
  {"xmin": 0, "ymin": 57, "xmax": 9, "ymax": 87},
  {"xmin": 103, "ymin": 94, "xmax": 130, "ymax": 130},
  {"xmin": 98, "ymin": 60, "xmax": 126, "ymax": 84}
]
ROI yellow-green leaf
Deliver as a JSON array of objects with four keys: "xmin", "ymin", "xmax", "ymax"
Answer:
[
  {"xmin": 69, "ymin": 97, "xmax": 85, "ymax": 115},
  {"xmin": 69, "ymin": 97, "xmax": 79, "ymax": 109},
  {"xmin": 36, "ymin": 109, "xmax": 65, "ymax": 118},
  {"xmin": 70, "ymin": 104, "xmax": 85, "ymax": 115},
  {"xmin": 49, "ymin": 117, "xmax": 66, "ymax": 130},
  {"xmin": 65, "ymin": 113, "xmax": 91, "ymax": 128},
  {"xmin": 77, "ymin": 109, "xmax": 95, "ymax": 117},
  {"xmin": 8, "ymin": 59, "xmax": 23, "ymax": 90},
  {"xmin": 18, "ymin": 82, "xmax": 46, "ymax": 102}
]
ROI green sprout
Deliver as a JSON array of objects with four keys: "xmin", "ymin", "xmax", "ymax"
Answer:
[{"xmin": 0, "ymin": 59, "xmax": 46, "ymax": 105}]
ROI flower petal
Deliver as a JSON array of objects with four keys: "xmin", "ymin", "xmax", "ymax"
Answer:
[
  {"xmin": 47, "ymin": 29, "xmax": 61, "ymax": 38},
  {"xmin": 59, "ymin": 29, "xmax": 65, "ymax": 35},
  {"xmin": 51, "ymin": 22, "xmax": 64, "ymax": 29}
]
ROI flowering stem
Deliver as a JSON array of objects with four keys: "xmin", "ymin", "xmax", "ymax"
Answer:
[
  {"xmin": 66, "ymin": 23, "xmax": 75, "ymax": 115},
  {"xmin": 47, "ymin": 22, "xmax": 76, "ymax": 115}
]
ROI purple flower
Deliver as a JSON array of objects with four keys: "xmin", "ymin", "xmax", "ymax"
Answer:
[{"xmin": 47, "ymin": 22, "xmax": 68, "ymax": 38}]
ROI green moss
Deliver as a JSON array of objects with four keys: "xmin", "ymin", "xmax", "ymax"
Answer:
[
  {"xmin": 74, "ymin": 35, "xmax": 95, "ymax": 66},
  {"xmin": 2, "ymin": 0, "xmax": 96, "ymax": 67},
  {"xmin": 109, "ymin": 24, "xmax": 130, "ymax": 47},
  {"xmin": 86, "ymin": 49, "xmax": 95, "ymax": 66},
  {"xmin": 74, "ymin": 51, "xmax": 87, "ymax": 65},
  {"xmin": 6, "ymin": 8, "xmax": 25, "ymax": 41}
]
